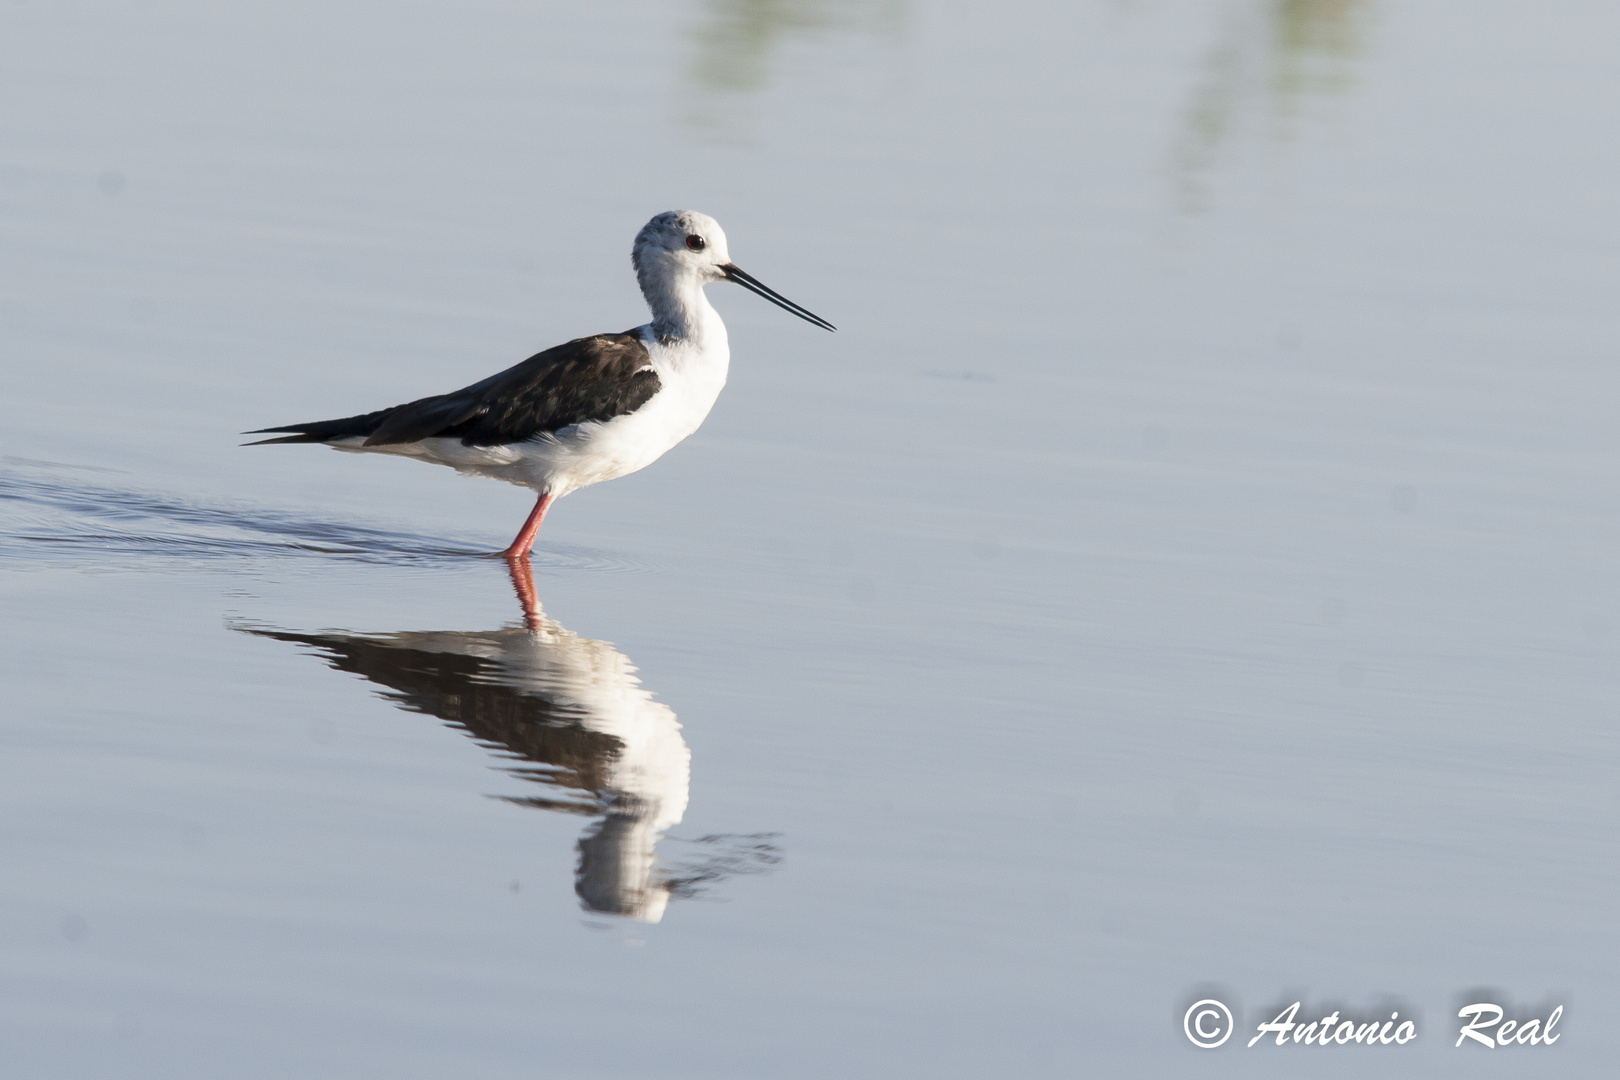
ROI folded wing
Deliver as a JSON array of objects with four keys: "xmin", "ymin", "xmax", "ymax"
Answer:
[{"xmin": 246, "ymin": 330, "xmax": 660, "ymax": 448}]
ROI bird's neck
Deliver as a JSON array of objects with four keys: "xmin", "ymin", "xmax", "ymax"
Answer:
[{"xmin": 642, "ymin": 269, "xmax": 722, "ymax": 346}]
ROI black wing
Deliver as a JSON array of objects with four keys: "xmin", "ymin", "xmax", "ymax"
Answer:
[{"xmin": 246, "ymin": 330, "xmax": 660, "ymax": 448}]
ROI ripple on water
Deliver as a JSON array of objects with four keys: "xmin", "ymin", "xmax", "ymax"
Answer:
[{"xmin": 0, "ymin": 468, "xmax": 643, "ymax": 575}]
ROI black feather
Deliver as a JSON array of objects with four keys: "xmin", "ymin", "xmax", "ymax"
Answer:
[{"xmin": 245, "ymin": 330, "xmax": 660, "ymax": 448}]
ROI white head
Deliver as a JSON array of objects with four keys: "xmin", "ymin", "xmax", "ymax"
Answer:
[
  {"xmin": 632, "ymin": 210, "xmax": 732, "ymax": 288},
  {"xmin": 631, "ymin": 210, "xmax": 835, "ymax": 335}
]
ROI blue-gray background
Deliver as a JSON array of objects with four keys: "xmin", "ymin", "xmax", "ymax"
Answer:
[{"xmin": 1, "ymin": 1, "xmax": 1615, "ymax": 1075}]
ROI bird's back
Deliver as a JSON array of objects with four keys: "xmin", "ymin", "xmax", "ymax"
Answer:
[{"xmin": 247, "ymin": 331, "xmax": 660, "ymax": 449}]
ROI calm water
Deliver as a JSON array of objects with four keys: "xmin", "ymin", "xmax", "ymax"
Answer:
[{"xmin": 3, "ymin": 1, "xmax": 1618, "ymax": 1075}]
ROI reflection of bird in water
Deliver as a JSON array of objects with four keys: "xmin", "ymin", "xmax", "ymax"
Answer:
[{"xmin": 243, "ymin": 564, "xmax": 776, "ymax": 922}]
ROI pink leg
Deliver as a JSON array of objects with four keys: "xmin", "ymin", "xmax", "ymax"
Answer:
[
  {"xmin": 506, "ymin": 556, "xmax": 544, "ymax": 631},
  {"xmin": 502, "ymin": 492, "xmax": 554, "ymax": 560}
]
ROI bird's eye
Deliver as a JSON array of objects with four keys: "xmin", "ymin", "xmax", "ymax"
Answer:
[{"xmin": 685, "ymin": 234, "xmax": 706, "ymax": 251}]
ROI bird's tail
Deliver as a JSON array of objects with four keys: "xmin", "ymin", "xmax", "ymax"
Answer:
[{"xmin": 242, "ymin": 408, "xmax": 393, "ymax": 446}]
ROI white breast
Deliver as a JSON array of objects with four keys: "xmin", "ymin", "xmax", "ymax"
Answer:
[
  {"xmin": 332, "ymin": 320, "xmax": 731, "ymax": 497},
  {"xmin": 528, "ymin": 326, "xmax": 730, "ymax": 497}
]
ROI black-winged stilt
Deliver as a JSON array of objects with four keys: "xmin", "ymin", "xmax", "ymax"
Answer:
[{"xmin": 247, "ymin": 211, "xmax": 833, "ymax": 559}]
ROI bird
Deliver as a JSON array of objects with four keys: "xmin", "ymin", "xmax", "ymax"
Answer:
[{"xmin": 246, "ymin": 210, "xmax": 834, "ymax": 559}]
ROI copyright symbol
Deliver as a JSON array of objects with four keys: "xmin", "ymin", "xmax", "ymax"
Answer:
[{"xmin": 1184, "ymin": 999, "xmax": 1234, "ymax": 1048}]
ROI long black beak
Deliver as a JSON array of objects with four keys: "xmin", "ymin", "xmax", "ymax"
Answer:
[{"xmin": 721, "ymin": 264, "xmax": 836, "ymax": 331}]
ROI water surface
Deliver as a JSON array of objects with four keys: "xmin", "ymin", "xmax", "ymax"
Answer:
[{"xmin": 2, "ymin": 1, "xmax": 1618, "ymax": 1075}]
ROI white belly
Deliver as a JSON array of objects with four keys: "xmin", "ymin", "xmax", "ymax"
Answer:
[{"xmin": 333, "ymin": 335, "xmax": 729, "ymax": 498}]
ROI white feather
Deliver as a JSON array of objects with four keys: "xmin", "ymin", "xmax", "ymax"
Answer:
[{"xmin": 331, "ymin": 210, "xmax": 735, "ymax": 501}]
